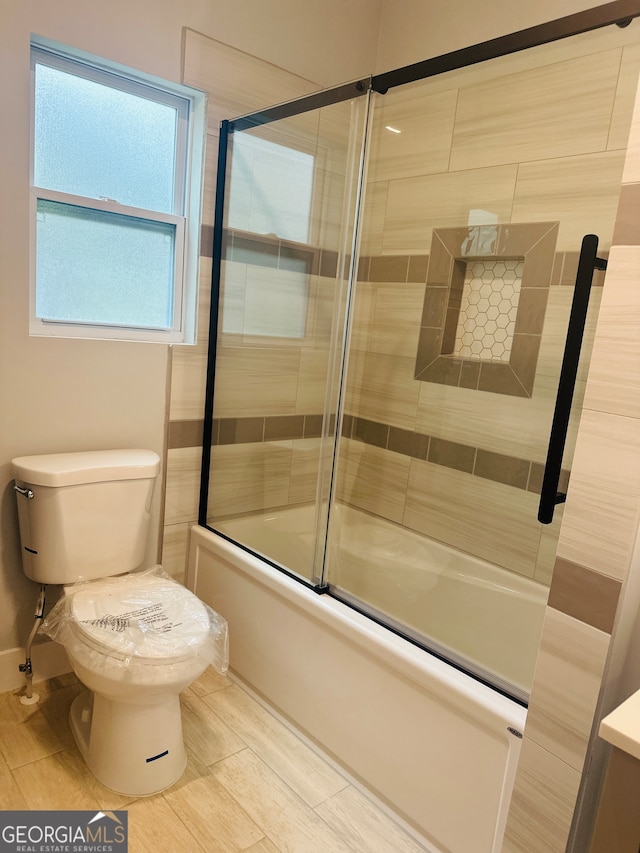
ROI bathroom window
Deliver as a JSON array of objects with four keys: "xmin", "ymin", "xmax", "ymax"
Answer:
[{"xmin": 30, "ymin": 38, "xmax": 206, "ymax": 343}]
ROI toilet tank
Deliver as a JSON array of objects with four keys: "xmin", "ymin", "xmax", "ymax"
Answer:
[{"xmin": 12, "ymin": 449, "xmax": 161, "ymax": 584}]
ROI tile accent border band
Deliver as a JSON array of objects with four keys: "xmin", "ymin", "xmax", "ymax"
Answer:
[
  {"xmin": 167, "ymin": 415, "xmax": 618, "ymax": 632},
  {"xmin": 548, "ymin": 558, "xmax": 621, "ymax": 634},
  {"xmin": 168, "ymin": 415, "xmax": 569, "ymax": 496},
  {"xmin": 200, "ymin": 226, "xmax": 608, "ymax": 289}
]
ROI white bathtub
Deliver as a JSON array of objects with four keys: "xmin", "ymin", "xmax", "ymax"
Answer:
[
  {"xmin": 212, "ymin": 503, "xmax": 547, "ymax": 698},
  {"xmin": 188, "ymin": 514, "xmax": 531, "ymax": 853}
]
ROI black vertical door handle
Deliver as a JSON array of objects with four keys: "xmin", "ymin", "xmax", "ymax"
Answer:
[{"xmin": 538, "ymin": 234, "xmax": 607, "ymax": 524}]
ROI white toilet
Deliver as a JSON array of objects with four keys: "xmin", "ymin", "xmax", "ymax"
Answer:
[{"xmin": 12, "ymin": 449, "xmax": 227, "ymax": 797}]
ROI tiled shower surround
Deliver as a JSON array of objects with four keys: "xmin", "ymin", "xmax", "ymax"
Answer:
[
  {"xmin": 179, "ymin": 235, "xmax": 601, "ymax": 583},
  {"xmin": 164, "ymin": 27, "xmax": 637, "ymax": 585},
  {"xmin": 164, "ymin": 22, "xmax": 640, "ymax": 853},
  {"xmin": 200, "ymin": 409, "xmax": 570, "ymax": 497},
  {"xmin": 185, "ymin": 234, "xmax": 590, "ymax": 504}
]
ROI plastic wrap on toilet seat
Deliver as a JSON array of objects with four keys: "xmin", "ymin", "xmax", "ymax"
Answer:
[{"xmin": 41, "ymin": 566, "xmax": 229, "ymax": 679}]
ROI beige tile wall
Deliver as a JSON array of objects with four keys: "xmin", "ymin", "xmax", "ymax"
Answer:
[
  {"xmin": 336, "ymin": 28, "xmax": 640, "ymax": 588},
  {"xmin": 503, "ymin": 66, "xmax": 640, "ymax": 853},
  {"xmin": 365, "ymin": 31, "xmax": 640, "ymax": 256},
  {"xmin": 335, "ymin": 441, "xmax": 411, "ymax": 523},
  {"xmin": 207, "ymin": 442, "xmax": 294, "ymax": 517},
  {"xmin": 168, "ymin": 25, "xmax": 640, "ymax": 592},
  {"xmin": 522, "ymin": 608, "xmax": 611, "ymax": 771},
  {"xmin": 582, "ymin": 246, "xmax": 640, "ymax": 418},
  {"xmin": 401, "ymin": 458, "xmax": 547, "ymax": 577},
  {"xmin": 448, "ymin": 50, "xmax": 621, "ymax": 171},
  {"xmin": 511, "ymin": 150, "xmax": 626, "ymax": 251},
  {"xmin": 504, "ymin": 737, "xmax": 582, "ymax": 853},
  {"xmin": 381, "ymin": 164, "xmax": 518, "ymax": 254}
]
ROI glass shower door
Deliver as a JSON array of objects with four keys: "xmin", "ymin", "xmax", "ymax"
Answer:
[
  {"xmin": 203, "ymin": 88, "xmax": 369, "ymax": 584},
  {"xmin": 201, "ymin": 14, "xmax": 640, "ymax": 703},
  {"xmin": 326, "ymin": 23, "xmax": 640, "ymax": 700}
]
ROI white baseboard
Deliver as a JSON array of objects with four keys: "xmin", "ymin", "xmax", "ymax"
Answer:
[{"xmin": 0, "ymin": 641, "xmax": 71, "ymax": 695}]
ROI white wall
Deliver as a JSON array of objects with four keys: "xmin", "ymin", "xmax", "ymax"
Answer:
[
  {"xmin": 0, "ymin": 0, "xmax": 381, "ymax": 655},
  {"xmin": 375, "ymin": 0, "xmax": 623, "ymax": 72}
]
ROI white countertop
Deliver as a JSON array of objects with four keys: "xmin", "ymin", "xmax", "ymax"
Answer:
[{"xmin": 599, "ymin": 689, "xmax": 640, "ymax": 761}]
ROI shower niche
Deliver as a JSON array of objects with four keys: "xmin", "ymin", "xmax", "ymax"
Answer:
[
  {"xmin": 450, "ymin": 257, "xmax": 523, "ymax": 362},
  {"xmin": 415, "ymin": 222, "xmax": 557, "ymax": 398}
]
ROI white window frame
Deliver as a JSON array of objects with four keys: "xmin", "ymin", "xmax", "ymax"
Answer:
[{"xmin": 29, "ymin": 37, "xmax": 206, "ymax": 344}]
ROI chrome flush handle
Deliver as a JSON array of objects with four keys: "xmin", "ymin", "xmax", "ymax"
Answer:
[{"xmin": 14, "ymin": 485, "xmax": 34, "ymax": 500}]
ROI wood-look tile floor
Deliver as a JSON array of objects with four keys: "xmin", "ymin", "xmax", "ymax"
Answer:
[{"xmin": 0, "ymin": 668, "xmax": 430, "ymax": 852}]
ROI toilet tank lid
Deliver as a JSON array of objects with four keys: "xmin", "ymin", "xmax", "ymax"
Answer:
[{"xmin": 12, "ymin": 449, "xmax": 160, "ymax": 487}]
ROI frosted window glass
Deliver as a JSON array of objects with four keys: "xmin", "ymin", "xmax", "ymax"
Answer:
[
  {"xmin": 36, "ymin": 200, "xmax": 175, "ymax": 328},
  {"xmin": 34, "ymin": 64, "xmax": 177, "ymax": 213},
  {"xmin": 227, "ymin": 134, "xmax": 314, "ymax": 243}
]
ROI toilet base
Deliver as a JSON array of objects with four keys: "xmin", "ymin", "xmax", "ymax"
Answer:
[{"xmin": 70, "ymin": 690, "xmax": 188, "ymax": 796}]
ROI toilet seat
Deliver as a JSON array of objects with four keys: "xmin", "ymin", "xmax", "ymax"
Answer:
[{"xmin": 68, "ymin": 573, "xmax": 211, "ymax": 665}]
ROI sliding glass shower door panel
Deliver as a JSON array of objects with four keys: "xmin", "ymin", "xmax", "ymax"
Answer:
[
  {"xmin": 327, "ymin": 23, "xmax": 640, "ymax": 700},
  {"xmin": 205, "ymin": 94, "xmax": 369, "ymax": 584}
]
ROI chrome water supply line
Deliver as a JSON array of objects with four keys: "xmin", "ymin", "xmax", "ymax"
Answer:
[{"xmin": 19, "ymin": 584, "xmax": 46, "ymax": 705}]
